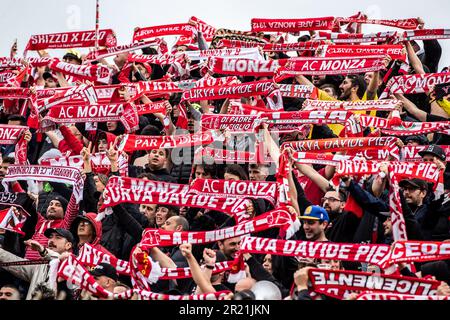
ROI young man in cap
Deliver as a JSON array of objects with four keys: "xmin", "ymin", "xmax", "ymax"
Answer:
[
  {"xmin": 399, "ymin": 178, "xmax": 430, "ymax": 225},
  {"xmin": 418, "ymin": 144, "xmax": 447, "ymax": 165},
  {"xmin": 0, "ymin": 228, "xmax": 74, "ymax": 299},
  {"xmin": 25, "ymin": 192, "xmax": 79, "ymax": 260},
  {"xmin": 89, "ymin": 262, "xmax": 118, "ymax": 293},
  {"xmin": 299, "ymin": 205, "xmax": 329, "ymax": 242}
]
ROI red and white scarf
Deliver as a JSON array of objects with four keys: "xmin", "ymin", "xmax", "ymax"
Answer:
[
  {"xmin": 181, "ymin": 80, "xmax": 275, "ymax": 102},
  {"xmin": 316, "ymin": 31, "xmax": 399, "ymax": 44},
  {"xmin": 57, "ymin": 254, "xmax": 112, "ymax": 299},
  {"xmin": 0, "ymin": 207, "xmax": 28, "ymax": 235},
  {"xmin": 189, "ymin": 178, "xmax": 279, "ymax": 205},
  {"xmin": 42, "ymin": 103, "xmax": 139, "ymax": 133},
  {"xmin": 274, "ymin": 56, "xmax": 385, "ymax": 81},
  {"xmin": 139, "ymin": 207, "xmax": 295, "ymax": 249},
  {"xmin": 0, "ymin": 125, "xmax": 29, "ymax": 165},
  {"xmin": 133, "ymin": 24, "xmax": 196, "ymax": 42},
  {"xmin": 359, "ymin": 115, "xmax": 450, "ymax": 136},
  {"xmin": 251, "ymin": 17, "xmax": 336, "ymax": 32},
  {"xmin": 200, "ymin": 114, "xmax": 261, "ymax": 132},
  {"xmin": 36, "ymin": 84, "xmax": 98, "ymax": 112},
  {"xmin": 403, "ymin": 29, "xmax": 450, "ymax": 41},
  {"xmin": 318, "ymin": 44, "xmax": 406, "ymax": 61},
  {"xmin": 185, "ymin": 48, "xmax": 264, "ymax": 61},
  {"xmin": 116, "ymin": 289, "xmax": 231, "ymax": 300},
  {"xmin": 333, "ymin": 160, "xmax": 443, "ymax": 242},
  {"xmin": 41, "ymin": 151, "xmax": 128, "ymax": 177},
  {"xmin": 36, "ymin": 84, "xmax": 138, "ymax": 105},
  {"xmin": 127, "ymin": 52, "xmax": 186, "ymax": 66},
  {"xmin": 77, "ymin": 243, "xmax": 131, "ymax": 275},
  {"xmin": 0, "ymin": 87, "xmax": 33, "ymax": 99},
  {"xmin": 188, "ymin": 16, "xmax": 216, "ymax": 41},
  {"xmin": 117, "ymin": 131, "xmax": 219, "ymax": 153},
  {"xmin": 102, "ymin": 187, "xmax": 251, "ymax": 224},
  {"xmin": 308, "ymin": 269, "xmax": 441, "ymax": 299},
  {"xmin": 85, "ymin": 39, "xmax": 162, "ymax": 62},
  {"xmin": 106, "ymin": 176, "xmax": 189, "ymax": 194},
  {"xmin": 0, "ymin": 70, "xmax": 17, "ymax": 84},
  {"xmin": 302, "ymin": 99, "xmax": 400, "ymax": 112},
  {"xmin": 2, "ymin": 165, "xmax": 84, "ymax": 203},
  {"xmin": 48, "ymin": 59, "xmax": 112, "ymax": 84},
  {"xmin": 402, "ymin": 145, "xmax": 450, "ymax": 162},
  {"xmin": 240, "ymin": 236, "xmax": 391, "ymax": 268},
  {"xmin": 196, "ymin": 146, "xmax": 274, "ymax": 164},
  {"xmin": 207, "ymin": 57, "xmax": 287, "ymax": 77},
  {"xmin": 25, "ymin": 29, "xmax": 117, "ymax": 53},
  {"xmin": 381, "ymin": 73, "xmax": 450, "ymax": 97},
  {"xmin": 135, "ymin": 100, "xmax": 170, "ymax": 115},
  {"xmin": 335, "ymin": 17, "xmax": 419, "ymax": 30},
  {"xmin": 283, "ymin": 137, "xmax": 400, "ymax": 160}
]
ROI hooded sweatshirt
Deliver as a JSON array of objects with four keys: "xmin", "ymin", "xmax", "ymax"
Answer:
[{"xmin": 71, "ymin": 212, "xmax": 113, "ymax": 256}]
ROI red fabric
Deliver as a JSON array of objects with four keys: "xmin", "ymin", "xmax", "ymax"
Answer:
[
  {"xmin": 58, "ymin": 125, "xmax": 84, "ymax": 155},
  {"xmin": 296, "ymin": 167, "xmax": 327, "ymax": 205},
  {"xmin": 76, "ymin": 212, "xmax": 113, "ymax": 256},
  {"xmin": 344, "ymin": 193, "xmax": 363, "ymax": 218},
  {"xmin": 11, "ymin": 182, "xmax": 25, "ymax": 193}
]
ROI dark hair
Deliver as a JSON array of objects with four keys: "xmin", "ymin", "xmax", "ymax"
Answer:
[
  {"xmin": 31, "ymin": 284, "xmax": 55, "ymax": 300},
  {"xmin": 7, "ymin": 114, "xmax": 26, "ymax": 124},
  {"xmin": 319, "ymin": 83, "xmax": 338, "ymax": 97},
  {"xmin": 224, "ymin": 164, "xmax": 249, "ymax": 180},
  {"xmin": 140, "ymin": 124, "xmax": 162, "ymax": 136},
  {"xmin": 346, "ymin": 74, "xmax": 367, "ymax": 99},
  {"xmin": 193, "ymin": 163, "xmax": 218, "ymax": 179},
  {"xmin": 137, "ymin": 172, "xmax": 158, "ymax": 180},
  {"xmin": 338, "ymin": 189, "xmax": 348, "ymax": 202},
  {"xmin": 2, "ymin": 156, "xmax": 15, "ymax": 164}
]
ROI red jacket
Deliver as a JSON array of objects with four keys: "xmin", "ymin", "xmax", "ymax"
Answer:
[
  {"xmin": 58, "ymin": 125, "xmax": 84, "ymax": 155},
  {"xmin": 72, "ymin": 212, "xmax": 113, "ymax": 256}
]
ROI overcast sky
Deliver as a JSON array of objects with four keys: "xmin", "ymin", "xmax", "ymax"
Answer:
[{"xmin": 1, "ymin": 0, "xmax": 449, "ymax": 68}]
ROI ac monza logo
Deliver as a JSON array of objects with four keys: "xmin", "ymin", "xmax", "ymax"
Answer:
[
  {"xmin": 143, "ymin": 230, "xmax": 161, "ymax": 246},
  {"xmin": 105, "ymin": 33, "xmax": 117, "ymax": 47},
  {"xmin": 97, "ymin": 66, "xmax": 110, "ymax": 79}
]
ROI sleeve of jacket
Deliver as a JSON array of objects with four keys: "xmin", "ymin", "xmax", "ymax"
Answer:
[
  {"xmin": 128, "ymin": 164, "xmax": 144, "ymax": 178},
  {"xmin": 422, "ymin": 40, "xmax": 442, "ymax": 73},
  {"xmin": 295, "ymin": 289, "xmax": 313, "ymax": 300},
  {"xmin": 48, "ymin": 182, "xmax": 72, "ymax": 201},
  {"xmin": 400, "ymin": 193, "xmax": 424, "ymax": 240},
  {"xmin": 347, "ymin": 181, "xmax": 390, "ymax": 218},
  {"xmin": 112, "ymin": 204, "xmax": 144, "ymax": 241},
  {"xmin": 246, "ymin": 256, "xmax": 290, "ymax": 297},
  {"xmin": 58, "ymin": 125, "xmax": 84, "ymax": 155},
  {"xmin": 82, "ymin": 173, "xmax": 99, "ymax": 213},
  {"xmin": 60, "ymin": 194, "xmax": 80, "ymax": 230},
  {"xmin": 294, "ymin": 176, "xmax": 312, "ymax": 214},
  {"xmin": 0, "ymin": 248, "xmax": 34, "ymax": 282},
  {"xmin": 310, "ymin": 124, "xmax": 338, "ymax": 140}
]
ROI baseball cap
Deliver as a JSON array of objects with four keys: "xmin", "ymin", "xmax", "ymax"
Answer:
[
  {"xmin": 63, "ymin": 49, "xmax": 82, "ymax": 63},
  {"xmin": 44, "ymin": 228, "xmax": 75, "ymax": 245},
  {"xmin": 399, "ymin": 178, "xmax": 429, "ymax": 190},
  {"xmin": 299, "ymin": 205, "xmax": 330, "ymax": 222},
  {"xmin": 418, "ymin": 145, "xmax": 446, "ymax": 161},
  {"xmin": 89, "ymin": 263, "xmax": 118, "ymax": 281}
]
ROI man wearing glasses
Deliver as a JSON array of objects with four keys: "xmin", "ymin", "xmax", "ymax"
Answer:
[{"xmin": 321, "ymin": 190, "xmax": 361, "ymax": 243}]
